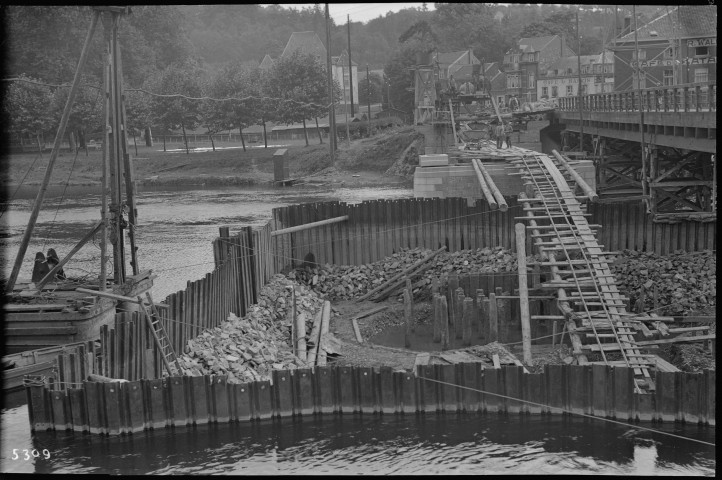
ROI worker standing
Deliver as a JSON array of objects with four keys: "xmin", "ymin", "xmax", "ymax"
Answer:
[
  {"xmin": 504, "ymin": 121, "xmax": 513, "ymax": 149},
  {"xmin": 494, "ymin": 122, "xmax": 504, "ymax": 149}
]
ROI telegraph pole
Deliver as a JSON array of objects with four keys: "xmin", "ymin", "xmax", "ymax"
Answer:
[
  {"xmin": 347, "ymin": 14, "xmax": 354, "ymax": 116},
  {"xmin": 576, "ymin": 7, "xmax": 584, "ymax": 152},
  {"xmin": 366, "ymin": 64, "xmax": 372, "ymax": 136},
  {"xmin": 325, "ymin": 4, "xmax": 336, "ymax": 158},
  {"xmin": 632, "ymin": 5, "xmax": 648, "ymax": 212}
]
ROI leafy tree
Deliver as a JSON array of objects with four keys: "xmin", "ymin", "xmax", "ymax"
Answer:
[
  {"xmin": 264, "ymin": 51, "xmax": 330, "ymax": 146},
  {"xmin": 146, "ymin": 61, "xmax": 205, "ymax": 154},
  {"xmin": 124, "ymin": 88, "xmax": 154, "ymax": 153},
  {"xmin": 49, "ymin": 74, "xmax": 104, "ymax": 152},
  {"xmin": 358, "ymin": 72, "xmax": 384, "ymax": 105},
  {"xmin": 383, "ymin": 47, "xmax": 417, "ymax": 113},
  {"xmin": 2, "ymin": 76, "xmax": 56, "ymax": 149}
]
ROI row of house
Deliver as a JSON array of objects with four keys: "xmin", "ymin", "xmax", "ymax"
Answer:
[{"xmin": 422, "ymin": 5, "xmax": 715, "ymax": 111}]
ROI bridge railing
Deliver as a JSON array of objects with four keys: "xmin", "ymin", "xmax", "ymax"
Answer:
[{"xmin": 558, "ymin": 82, "xmax": 716, "ymax": 114}]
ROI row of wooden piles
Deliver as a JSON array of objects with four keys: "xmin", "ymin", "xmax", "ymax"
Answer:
[{"xmin": 26, "ymin": 363, "xmax": 715, "ymax": 435}]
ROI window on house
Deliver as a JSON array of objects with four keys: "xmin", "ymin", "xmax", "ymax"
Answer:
[
  {"xmin": 528, "ymin": 73, "xmax": 535, "ymax": 88},
  {"xmin": 694, "ymin": 68, "xmax": 709, "ymax": 83},
  {"xmin": 581, "ymin": 84, "xmax": 587, "ymax": 95},
  {"xmin": 566, "ymin": 84, "xmax": 574, "ymax": 96},
  {"xmin": 695, "ymin": 46, "xmax": 709, "ymax": 57},
  {"xmin": 542, "ymin": 86, "xmax": 548, "ymax": 97},
  {"xmin": 663, "ymin": 69, "xmax": 675, "ymax": 86},
  {"xmin": 567, "ymin": 68, "xmax": 573, "ymax": 75},
  {"xmin": 552, "ymin": 86, "xmax": 558, "ymax": 97},
  {"xmin": 507, "ymin": 74, "xmax": 520, "ymax": 88},
  {"xmin": 511, "ymin": 54, "xmax": 520, "ymax": 63}
]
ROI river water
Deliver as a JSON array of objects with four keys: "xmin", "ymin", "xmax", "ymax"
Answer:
[{"xmin": 0, "ymin": 185, "xmax": 716, "ymax": 474}]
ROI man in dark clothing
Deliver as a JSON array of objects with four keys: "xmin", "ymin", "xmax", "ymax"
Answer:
[
  {"xmin": 504, "ymin": 121, "xmax": 513, "ymax": 149},
  {"xmin": 494, "ymin": 122, "xmax": 504, "ymax": 149}
]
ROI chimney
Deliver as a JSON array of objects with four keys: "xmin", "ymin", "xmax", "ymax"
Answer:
[{"xmin": 560, "ymin": 34, "xmax": 564, "ymax": 57}]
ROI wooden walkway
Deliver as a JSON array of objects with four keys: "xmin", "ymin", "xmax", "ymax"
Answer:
[{"xmin": 503, "ymin": 146, "xmax": 655, "ymax": 394}]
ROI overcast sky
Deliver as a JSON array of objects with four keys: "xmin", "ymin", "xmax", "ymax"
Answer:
[{"xmin": 266, "ymin": 3, "xmax": 433, "ymax": 24}]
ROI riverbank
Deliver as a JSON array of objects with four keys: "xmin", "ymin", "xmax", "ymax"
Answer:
[{"xmin": 1, "ymin": 127, "xmax": 423, "ymax": 190}]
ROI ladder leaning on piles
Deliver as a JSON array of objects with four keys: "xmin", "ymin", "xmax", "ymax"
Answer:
[{"xmin": 139, "ymin": 292, "xmax": 183, "ymax": 376}]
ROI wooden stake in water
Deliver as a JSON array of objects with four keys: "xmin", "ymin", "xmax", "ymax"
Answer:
[
  {"xmin": 432, "ymin": 294, "xmax": 442, "ymax": 342},
  {"xmin": 404, "ymin": 288, "xmax": 412, "ymax": 348},
  {"xmin": 440, "ymin": 296, "xmax": 450, "ymax": 350},
  {"xmin": 462, "ymin": 297, "xmax": 473, "ymax": 346},
  {"xmin": 455, "ymin": 288, "xmax": 465, "ymax": 339}
]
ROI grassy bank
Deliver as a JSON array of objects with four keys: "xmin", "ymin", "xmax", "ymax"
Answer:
[{"xmin": 1, "ymin": 127, "xmax": 423, "ymax": 189}]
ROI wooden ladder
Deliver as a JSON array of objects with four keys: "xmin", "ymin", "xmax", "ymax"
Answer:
[{"xmin": 139, "ymin": 292, "xmax": 183, "ymax": 376}]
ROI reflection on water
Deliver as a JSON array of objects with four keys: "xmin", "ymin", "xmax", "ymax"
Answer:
[{"xmin": 1, "ymin": 406, "xmax": 715, "ymax": 475}]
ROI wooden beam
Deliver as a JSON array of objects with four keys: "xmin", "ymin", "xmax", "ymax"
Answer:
[
  {"xmin": 271, "ymin": 215, "xmax": 349, "ymax": 236},
  {"xmin": 654, "ymin": 186, "xmax": 705, "ymax": 212},
  {"xmin": 475, "ymin": 159, "xmax": 508, "ymax": 211},
  {"xmin": 551, "ymin": 150, "xmax": 599, "ymax": 202},
  {"xmin": 356, "ymin": 246, "xmax": 446, "ymax": 302},
  {"xmin": 471, "ymin": 159, "xmax": 497, "ymax": 209},
  {"xmin": 653, "ymin": 152, "xmax": 699, "ymax": 183},
  {"xmin": 515, "ymin": 223, "xmax": 532, "ymax": 365}
]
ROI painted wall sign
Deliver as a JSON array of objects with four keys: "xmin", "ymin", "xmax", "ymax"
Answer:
[
  {"xmin": 631, "ymin": 57, "xmax": 716, "ymax": 67},
  {"xmin": 687, "ymin": 38, "xmax": 717, "ymax": 47}
]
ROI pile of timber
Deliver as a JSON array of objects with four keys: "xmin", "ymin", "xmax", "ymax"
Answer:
[
  {"xmin": 177, "ymin": 274, "xmax": 324, "ymax": 382},
  {"xmin": 294, "ymin": 246, "xmax": 535, "ymax": 301},
  {"xmin": 609, "ymin": 249, "xmax": 716, "ymax": 315}
]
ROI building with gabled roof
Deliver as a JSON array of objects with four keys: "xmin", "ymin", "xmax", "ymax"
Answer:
[
  {"xmin": 259, "ymin": 54, "xmax": 274, "ymax": 70},
  {"xmin": 537, "ymin": 52, "xmax": 614, "ymax": 101},
  {"xmin": 331, "ymin": 49, "xmax": 359, "ymax": 114},
  {"xmin": 611, "ymin": 5, "xmax": 717, "ymax": 90},
  {"xmin": 503, "ymin": 34, "xmax": 576, "ymax": 103},
  {"xmin": 281, "ymin": 31, "xmax": 327, "ymax": 60}
]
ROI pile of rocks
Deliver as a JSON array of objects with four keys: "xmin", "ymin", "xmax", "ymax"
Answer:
[
  {"xmin": 610, "ymin": 249, "xmax": 716, "ymax": 314},
  {"xmin": 293, "ymin": 246, "xmax": 537, "ymax": 300},
  {"xmin": 177, "ymin": 274, "xmax": 325, "ymax": 382}
]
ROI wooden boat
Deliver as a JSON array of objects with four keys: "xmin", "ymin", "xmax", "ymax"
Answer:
[
  {"xmin": 2, "ymin": 340, "xmax": 93, "ymax": 392},
  {"xmin": 2, "ymin": 7, "xmax": 154, "ymax": 389}
]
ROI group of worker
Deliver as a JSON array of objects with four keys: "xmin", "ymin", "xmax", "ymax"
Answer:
[{"xmin": 492, "ymin": 121, "xmax": 514, "ymax": 149}]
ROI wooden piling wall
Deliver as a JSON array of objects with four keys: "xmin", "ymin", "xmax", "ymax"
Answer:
[
  {"xmin": 263, "ymin": 198, "xmax": 715, "ymax": 275},
  {"xmin": 26, "ymin": 364, "xmax": 715, "ymax": 435}
]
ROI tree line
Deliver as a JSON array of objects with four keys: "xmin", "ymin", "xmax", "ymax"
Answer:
[
  {"xmin": 4, "ymin": 51, "xmax": 345, "ymax": 153},
  {"xmin": 2, "ymin": 4, "xmax": 669, "ymax": 148}
]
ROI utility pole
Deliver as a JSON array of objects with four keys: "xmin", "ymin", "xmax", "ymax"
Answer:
[
  {"xmin": 632, "ymin": 5, "xmax": 648, "ymax": 212},
  {"xmin": 325, "ymin": 4, "xmax": 336, "ymax": 159},
  {"xmin": 576, "ymin": 7, "xmax": 584, "ymax": 152},
  {"xmin": 347, "ymin": 14, "xmax": 354, "ymax": 116},
  {"xmin": 366, "ymin": 64, "xmax": 372, "ymax": 137}
]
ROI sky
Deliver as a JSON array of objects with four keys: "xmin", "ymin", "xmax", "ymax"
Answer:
[{"xmin": 265, "ymin": 3, "xmax": 433, "ymax": 24}]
